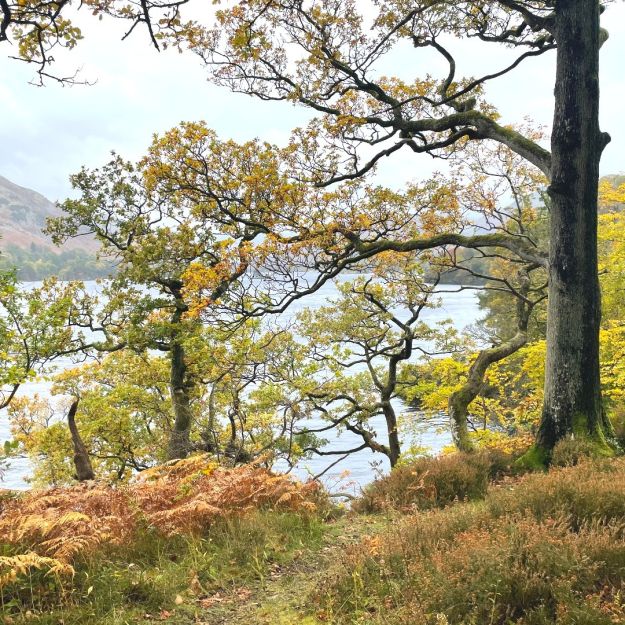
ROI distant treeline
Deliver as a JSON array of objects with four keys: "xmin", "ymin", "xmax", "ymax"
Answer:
[
  {"xmin": 426, "ymin": 250, "xmax": 492, "ymax": 286},
  {"xmin": 0, "ymin": 242, "xmax": 487, "ymax": 284},
  {"xmin": 0, "ymin": 243, "xmax": 114, "ymax": 281}
]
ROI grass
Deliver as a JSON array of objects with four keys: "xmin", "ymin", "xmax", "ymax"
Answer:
[
  {"xmin": 1, "ymin": 511, "xmax": 328, "ymax": 624},
  {"xmin": 4, "ymin": 445, "xmax": 625, "ymax": 624},
  {"xmin": 0, "ymin": 456, "xmax": 329, "ymax": 624},
  {"xmin": 317, "ymin": 457, "xmax": 625, "ymax": 624}
]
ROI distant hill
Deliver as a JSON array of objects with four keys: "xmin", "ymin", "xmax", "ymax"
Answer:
[
  {"xmin": 0, "ymin": 175, "xmax": 112, "ymax": 281},
  {"xmin": 0, "ymin": 175, "xmax": 93, "ymax": 251},
  {"xmin": 1, "ymin": 172, "xmax": 623, "ymax": 282}
]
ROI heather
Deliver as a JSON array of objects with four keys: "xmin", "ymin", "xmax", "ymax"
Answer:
[{"xmin": 319, "ymin": 456, "xmax": 625, "ymax": 625}]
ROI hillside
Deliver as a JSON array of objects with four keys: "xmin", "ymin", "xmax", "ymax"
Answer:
[
  {"xmin": 0, "ymin": 175, "xmax": 111, "ymax": 280},
  {"xmin": 0, "ymin": 175, "xmax": 91, "ymax": 251}
]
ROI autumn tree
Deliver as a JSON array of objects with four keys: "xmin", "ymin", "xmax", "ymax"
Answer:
[
  {"xmin": 598, "ymin": 179, "xmax": 625, "ymax": 322},
  {"xmin": 434, "ymin": 138, "xmax": 549, "ymax": 451},
  {"xmin": 47, "ymin": 156, "xmax": 211, "ymax": 459},
  {"xmin": 169, "ymin": 131, "xmax": 551, "ymax": 456},
  {"xmin": 179, "ymin": 0, "xmax": 614, "ymax": 461},
  {"xmin": 4, "ymin": 1, "xmax": 618, "ymax": 460},
  {"xmin": 47, "ymin": 125, "xmax": 310, "ymax": 460},
  {"xmin": 9, "ymin": 323, "xmax": 318, "ymax": 485},
  {"xmin": 293, "ymin": 258, "xmax": 457, "ymax": 467},
  {"xmin": 193, "ymin": 319, "xmax": 320, "ymax": 466},
  {"xmin": 0, "ymin": 272, "xmax": 84, "ymax": 410},
  {"xmin": 0, "ymin": 0, "xmax": 188, "ymax": 83},
  {"xmin": 10, "ymin": 350, "xmax": 185, "ymax": 484},
  {"xmin": 405, "ymin": 179, "xmax": 625, "ymax": 451}
]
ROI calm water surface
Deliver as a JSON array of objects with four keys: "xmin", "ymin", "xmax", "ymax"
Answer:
[{"xmin": 0, "ymin": 279, "xmax": 481, "ymax": 491}]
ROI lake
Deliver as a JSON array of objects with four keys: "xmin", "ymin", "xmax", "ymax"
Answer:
[{"xmin": 0, "ymin": 279, "xmax": 482, "ymax": 491}]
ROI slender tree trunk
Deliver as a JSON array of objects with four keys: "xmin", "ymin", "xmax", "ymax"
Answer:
[
  {"xmin": 449, "ymin": 274, "xmax": 532, "ymax": 452},
  {"xmin": 535, "ymin": 0, "xmax": 613, "ymax": 457},
  {"xmin": 67, "ymin": 399, "xmax": 95, "ymax": 481},
  {"xmin": 381, "ymin": 400, "xmax": 401, "ymax": 467},
  {"xmin": 167, "ymin": 339, "xmax": 194, "ymax": 460}
]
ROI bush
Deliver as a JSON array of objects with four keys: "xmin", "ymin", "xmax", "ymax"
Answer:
[
  {"xmin": 354, "ymin": 450, "xmax": 515, "ymax": 513},
  {"xmin": 550, "ymin": 437, "xmax": 604, "ymax": 467},
  {"xmin": 319, "ymin": 458, "xmax": 625, "ymax": 625},
  {"xmin": 485, "ymin": 457, "xmax": 625, "ymax": 528}
]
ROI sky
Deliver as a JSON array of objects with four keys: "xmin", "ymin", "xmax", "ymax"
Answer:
[{"xmin": 1, "ymin": 3, "xmax": 625, "ymax": 202}]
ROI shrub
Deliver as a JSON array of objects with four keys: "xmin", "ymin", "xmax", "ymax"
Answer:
[
  {"xmin": 551, "ymin": 436, "xmax": 611, "ymax": 467},
  {"xmin": 485, "ymin": 457, "xmax": 625, "ymax": 528},
  {"xmin": 354, "ymin": 450, "xmax": 515, "ymax": 513},
  {"xmin": 320, "ymin": 458, "xmax": 625, "ymax": 625},
  {"xmin": 0, "ymin": 510, "xmax": 325, "ymax": 621}
]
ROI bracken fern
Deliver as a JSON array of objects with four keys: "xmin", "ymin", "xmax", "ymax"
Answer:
[{"xmin": 0, "ymin": 455, "xmax": 323, "ymax": 592}]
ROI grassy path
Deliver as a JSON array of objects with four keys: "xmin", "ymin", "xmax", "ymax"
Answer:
[{"xmin": 176, "ymin": 514, "xmax": 388, "ymax": 625}]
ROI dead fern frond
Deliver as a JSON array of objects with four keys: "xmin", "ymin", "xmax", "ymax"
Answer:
[
  {"xmin": 0, "ymin": 552, "xmax": 74, "ymax": 588},
  {"xmin": 0, "ymin": 484, "xmax": 136, "ymax": 565}
]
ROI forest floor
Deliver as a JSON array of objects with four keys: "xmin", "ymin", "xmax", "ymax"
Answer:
[
  {"xmin": 7, "ymin": 448, "xmax": 625, "ymax": 625},
  {"xmin": 150, "ymin": 513, "xmax": 388, "ymax": 625}
]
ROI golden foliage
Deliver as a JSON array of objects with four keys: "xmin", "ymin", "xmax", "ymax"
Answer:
[
  {"xmin": 0, "ymin": 553, "xmax": 73, "ymax": 588},
  {"xmin": 0, "ymin": 456, "xmax": 322, "ymax": 588}
]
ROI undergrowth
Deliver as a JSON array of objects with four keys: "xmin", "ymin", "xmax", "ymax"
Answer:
[
  {"xmin": 318, "ymin": 456, "xmax": 625, "ymax": 625},
  {"xmin": 354, "ymin": 449, "xmax": 518, "ymax": 513},
  {"xmin": 0, "ymin": 455, "xmax": 327, "ymax": 622},
  {"xmin": 2, "ymin": 510, "xmax": 325, "ymax": 624},
  {"xmin": 4, "ymin": 444, "xmax": 624, "ymax": 624}
]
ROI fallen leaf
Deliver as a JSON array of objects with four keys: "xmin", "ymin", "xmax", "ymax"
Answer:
[{"xmin": 198, "ymin": 593, "xmax": 224, "ymax": 608}]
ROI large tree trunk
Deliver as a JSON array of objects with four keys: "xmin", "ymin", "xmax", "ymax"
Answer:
[
  {"xmin": 535, "ymin": 0, "xmax": 613, "ymax": 458},
  {"xmin": 167, "ymin": 339, "xmax": 194, "ymax": 460}
]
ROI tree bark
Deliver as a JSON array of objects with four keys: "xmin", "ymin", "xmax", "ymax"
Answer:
[
  {"xmin": 67, "ymin": 399, "xmax": 95, "ymax": 481},
  {"xmin": 167, "ymin": 338, "xmax": 194, "ymax": 460},
  {"xmin": 449, "ymin": 313, "xmax": 530, "ymax": 453},
  {"xmin": 449, "ymin": 274, "xmax": 533, "ymax": 452},
  {"xmin": 536, "ymin": 0, "xmax": 613, "ymax": 454},
  {"xmin": 381, "ymin": 401, "xmax": 401, "ymax": 467}
]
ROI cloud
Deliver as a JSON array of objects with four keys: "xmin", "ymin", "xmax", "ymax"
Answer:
[{"xmin": 1, "ymin": 3, "xmax": 624, "ymax": 201}]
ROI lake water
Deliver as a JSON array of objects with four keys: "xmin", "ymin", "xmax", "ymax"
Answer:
[{"xmin": 0, "ymin": 279, "xmax": 482, "ymax": 491}]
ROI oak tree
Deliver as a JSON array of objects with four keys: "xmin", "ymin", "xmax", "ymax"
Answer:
[
  {"xmin": 186, "ymin": 0, "xmax": 615, "ymax": 460},
  {"xmin": 294, "ymin": 259, "xmax": 456, "ymax": 467}
]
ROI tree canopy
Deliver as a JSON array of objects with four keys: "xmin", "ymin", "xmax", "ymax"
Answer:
[{"xmin": 1, "ymin": 0, "xmax": 623, "ymax": 481}]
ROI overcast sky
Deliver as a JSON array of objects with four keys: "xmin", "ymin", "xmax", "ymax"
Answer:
[{"xmin": 1, "ymin": 4, "xmax": 625, "ymax": 202}]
